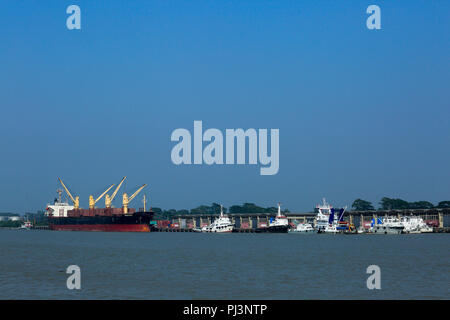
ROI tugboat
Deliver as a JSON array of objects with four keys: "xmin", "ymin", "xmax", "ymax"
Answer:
[
  {"xmin": 196, "ymin": 205, "xmax": 234, "ymax": 233},
  {"xmin": 256, "ymin": 203, "xmax": 289, "ymax": 233}
]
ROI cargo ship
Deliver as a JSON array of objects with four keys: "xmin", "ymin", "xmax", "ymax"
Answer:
[{"xmin": 45, "ymin": 177, "xmax": 154, "ymax": 232}]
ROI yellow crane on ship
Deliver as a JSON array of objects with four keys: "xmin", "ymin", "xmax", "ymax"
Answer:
[
  {"xmin": 105, "ymin": 176, "xmax": 127, "ymax": 208},
  {"xmin": 88, "ymin": 183, "xmax": 115, "ymax": 209},
  {"xmin": 58, "ymin": 178, "xmax": 80, "ymax": 209},
  {"xmin": 122, "ymin": 184, "xmax": 147, "ymax": 214}
]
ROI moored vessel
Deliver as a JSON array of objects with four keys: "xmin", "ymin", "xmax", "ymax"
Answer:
[
  {"xmin": 255, "ymin": 203, "xmax": 289, "ymax": 233},
  {"xmin": 46, "ymin": 177, "xmax": 154, "ymax": 232},
  {"xmin": 401, "ymin": 215, "xmax": 433, "ymax": 233},
  {"xmin": 198, "ymin": 205, "xmax": 234, "ymax": 233},
  {"xmin": 315, "ymin": 198, "xmax": 347, "ymax": 234},
  {"xmin": 289, "ymin": 222, "xmax": 315, "ymax": 233},
  {"xmin": 370, "ymin": 216, "xmax": 404, "ymax": 234}
]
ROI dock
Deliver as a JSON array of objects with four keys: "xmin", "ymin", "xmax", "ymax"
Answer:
[{"xmin": 156, "ymin": 208, "xmax": 450, "ymax": 232}]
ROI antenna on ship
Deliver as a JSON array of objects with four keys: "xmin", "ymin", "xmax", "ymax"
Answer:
[
  {"xmin": 56, "ymin": 189, "xmax": 63, "ymax": 203},
  {"xmin": 143, "ymin": 194, "xmax": 147, "ymax": 212}
]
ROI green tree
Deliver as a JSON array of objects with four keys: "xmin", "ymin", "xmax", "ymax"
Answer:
[
  {"xmin": 351, "ymin": 199, "xmax": 375, "ymax": 211},
  {"xmin": 408, "ymin": 201, "xmax": 434, "ymax": 209},
  {"xmin": 379, "ymin": 197, "xmax": 410, "ymax": 210},
  {"xmin": 436, "ymin": 201, "xmax": 450, "ymax": 208}
]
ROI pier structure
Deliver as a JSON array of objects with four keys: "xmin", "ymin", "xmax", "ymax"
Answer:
[{"xmin": 154, "ymin": 208, "xmax": 450, "ymax": 232}]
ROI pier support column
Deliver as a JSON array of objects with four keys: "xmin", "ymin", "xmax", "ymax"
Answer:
[
  {"xmin": 373, "ymin": 214, "xmax": 377, "ymax": 226},
  {"xmin": 199, "ymin": 217, "xmax": 203, "ymax": 227},
  {"xmin": 360, "ymin": 214, "xmax": 364, "ymax": 228},
  {"xmin": 439, "ymin": 212, "xmax": 444, "ymax": 228},
  {"xmin": 239, "ymin": 216, "xmax": 242, "ymax": 228},
  {"xmin": 257, "ymin": 216, "xmax": 260, "ymax": 228},
  {"xmin": 349, "ymin": 214, "xmax": 353, "ymax": 225},
  {"xmin": 193, "ymin": 218, "xmax": 197, "ymax": 228}
]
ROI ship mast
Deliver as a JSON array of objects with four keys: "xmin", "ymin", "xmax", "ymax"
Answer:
[{"xmin": 56, "ymin": 189, "xmax": 63, "ymax": 203}]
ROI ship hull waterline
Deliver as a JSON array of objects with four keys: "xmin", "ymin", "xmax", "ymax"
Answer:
[
  {"xmin": 48, "ymin": 212, "xmax": 153, "ymax": 233},
  {"xmin": 50, "ymin": 224, "xmax": 150, "ymax": 232}
]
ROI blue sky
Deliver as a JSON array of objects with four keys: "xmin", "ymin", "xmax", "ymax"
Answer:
[{"xmin": 0, "ymin": 1, "xmax": 449, "ymax": 213}]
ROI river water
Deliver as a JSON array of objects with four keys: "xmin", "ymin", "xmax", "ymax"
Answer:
[{"xmin": 0, "ymin": 230, "xmax": 448, "ymax": 299}]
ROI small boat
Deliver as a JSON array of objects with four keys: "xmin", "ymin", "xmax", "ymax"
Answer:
[
  {"xmin": 401, "ymin": 216, "xmax": 433, "ymax": 234},
  {"xmin": 256, "ymin": 203, "xmax": 289, "ymax": 233},
  {"xmin": 18, "ymin": 221, "xmax": 32, "ymax": 230},
  {"xmin": 289, "ymin": 222, "xmax": 315, "ymax": 233},
  {"xmin": 370, "ymin": 216, "xmax": 404, "ymax": 234},
  {"xmin": 199, "ymin": 206, "xmax": 234, "ymax": 233}
]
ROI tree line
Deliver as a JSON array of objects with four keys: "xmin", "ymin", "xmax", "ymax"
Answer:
[
  {"xmin": 351, "ymin": 198, "xmax": 450, "ymax": 211},
  {"xmin": 152, "ymin": 202, "xmax": 290, "ymax": 219}
]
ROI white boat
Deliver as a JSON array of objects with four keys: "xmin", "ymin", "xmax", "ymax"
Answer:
[
  {"xmin": 256, "ymin": 203, "xmax": 289, "ymax": 233},
  {"xmin": 357, "ymin": 227, "xmax": 366, "ymax": 234},
  {"xmin": 18, "ymin": 221, "xmax": 32, "ymax": 230},
  {"xmin": 420, "ymin": 224, "xmax": 434, "ymax": 233},
  {"xmin": 315, "ymin": 198, "xmax": 347, "ymax": 234},
  {"xmin": 200, "ymin": 206, "xmax": 234, "ymax": 233},
  {"xmin": 370, "ymin": 216, "xmax": 404, "ymax": 234},
  {"xmin": 401, "ymin": 215, "xmax": 433, "ymax": 233},
  {"xmin": 289, "ymin": 222, "xmax": 315, "ymax": 233}
]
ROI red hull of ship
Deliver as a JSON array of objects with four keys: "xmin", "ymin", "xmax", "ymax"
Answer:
[{"xmin": 50, "ymin": 224, "xmax": 150, "ymax": 232}]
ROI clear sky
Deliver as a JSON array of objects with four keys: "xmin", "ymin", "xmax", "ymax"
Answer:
[{"xmin": 0, "ymin": 1, "xmax": 449, "ymax": 213}]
